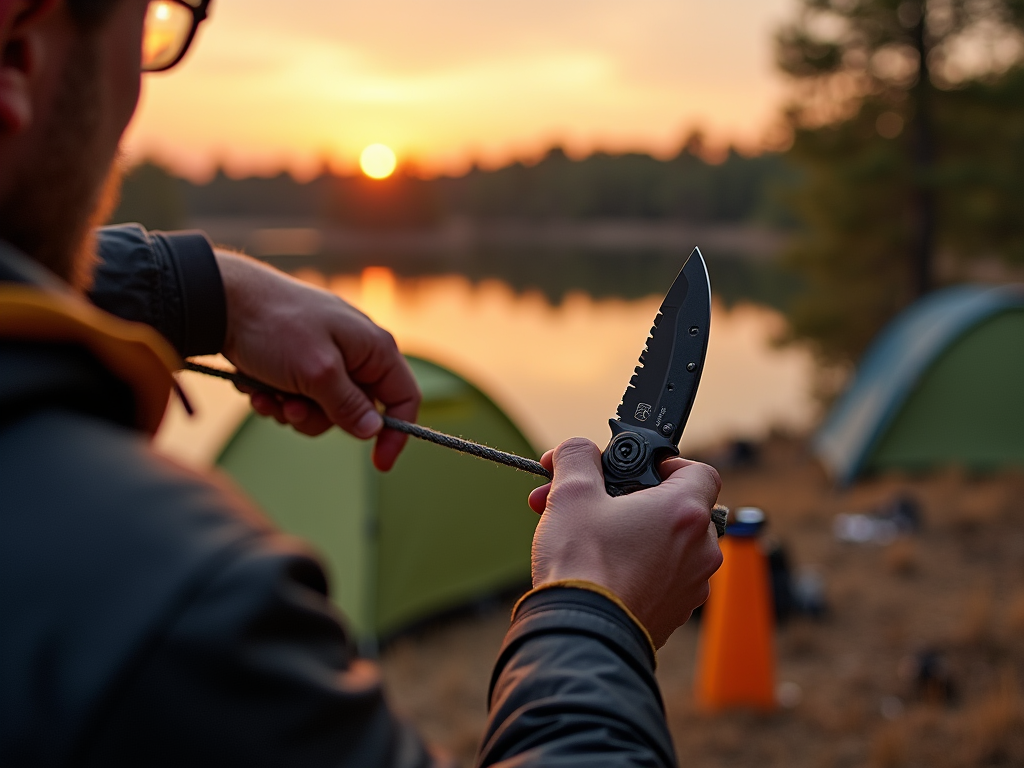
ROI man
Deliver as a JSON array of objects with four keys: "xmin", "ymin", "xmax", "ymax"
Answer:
[{"xmin": 0, "ymin": 1, "xmax": 724, "ymax": 766}]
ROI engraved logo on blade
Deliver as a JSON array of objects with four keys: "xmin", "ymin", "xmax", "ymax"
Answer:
[{"xmin": 635, "ymin": 403, "xmax": 652, "ymax": 421}]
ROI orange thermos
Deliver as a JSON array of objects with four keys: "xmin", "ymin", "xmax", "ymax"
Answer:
[{"xmin": 694, "ymin": 507, "xmax": 776, "ymax": 711}]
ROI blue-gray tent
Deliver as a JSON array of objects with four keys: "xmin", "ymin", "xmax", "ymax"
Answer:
[{"xmin": 814, "ymin": 284, "xmax": 1024, "ymax": 485}]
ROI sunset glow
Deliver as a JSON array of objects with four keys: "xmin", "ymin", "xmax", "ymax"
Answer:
[
  {"xmin": 126, "ymin": 0, "xmax": 796, "ymax": 179},
  {"xmin": 360, "ymin": 144, "xmax": 397, "ymax": 179}
]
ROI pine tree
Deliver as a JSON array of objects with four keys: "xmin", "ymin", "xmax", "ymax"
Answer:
[{"xmin": 777, "ymin": 0, "xmax": 1024, "ymax": 365}]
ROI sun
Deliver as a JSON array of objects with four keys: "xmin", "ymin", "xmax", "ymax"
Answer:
[{"xmin": 359, "ymin": 144, "xmax": 397, "ymax": 179}]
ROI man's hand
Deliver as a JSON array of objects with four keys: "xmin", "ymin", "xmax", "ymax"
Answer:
[
  {"xmin": 215, "ymin": 251, "xmax": 420, "ymax": 471},
  {"xmin": 527, "ymin": 438, "xmax": 723, "ymax": 648}
]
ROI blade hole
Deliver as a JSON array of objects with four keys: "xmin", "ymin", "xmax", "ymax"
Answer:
[{"xmin": 667, "ymin": 382, "xmax": 674, "ymax": 391}]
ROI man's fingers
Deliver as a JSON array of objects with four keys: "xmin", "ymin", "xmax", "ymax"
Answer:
[
  {"xmin": 296, "ymin": 349, "xmax": 383, "ymax": 440},
  {"xmin": 374, "ymin": 385, "xmax": 420, "ymax": 472},
  {"xmin": 250, "ymin": 392, "xmax": 277, "ymax": 417},
  {"xmin": 552, "ymin": 438, "xmax": 603, "ymax": 477},
  {"xmin": 528, "ymin": 483, "xmax": 551, "ymax": 514},
  {"xmin": 549, "ymin": 438, "xmax": 606, "ymax": 503},
  {"xmin": 656, "ymin": 456, "xmax": 699, "ymax": 480},
  {"xmin": 250, "ymin": 393, "xmax": 290, "ymax": 425},
  {"xmin": 525, "ymin": 450, "xmax": 555, "ymax": 514},
  {"xmin": 282, "ymin": 398, "xmax": 310, "ymax": 424},
  {"xmin": 539, "ymin": 449, "xmax": 554, "ymax": 472},
  {"xmin": 282, "ymin": 398, "xmax": 333, "ymax": 437},
  {"xmin": 330, "ymin": 325, "xmax": 421, "ymax": 471},
  {"xmin": 336, "ymin": 326, "xmax": 421, "ymax": 423},
  {"xmin": 373, "ymin": 424, "xmax": 411, "ymax": 472},
  {"xmin": 234, "ymin": 381, "xmax": 259, "ymax": 397},
  {"xmin": 656, "ymin": 461, "xmax": 722, "ymax": 511},
  {"xmin": 370, "ymin": 398, "xmax": 417, "ymax": 471}
]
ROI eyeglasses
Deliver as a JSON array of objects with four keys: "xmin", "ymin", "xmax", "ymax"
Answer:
[{"xmin": 142, "ymin": 0, "xmax": 211, "ymax": 72}]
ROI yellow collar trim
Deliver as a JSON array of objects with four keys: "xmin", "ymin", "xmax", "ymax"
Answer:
[{"xmin": 0, "ymin": 285, "xmax": 180, "ymax": 434}]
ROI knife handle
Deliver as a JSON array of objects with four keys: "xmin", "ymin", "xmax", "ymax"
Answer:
[{"xmin": 601, "ymin": 420, "xmax": 678, "ymax": 497}]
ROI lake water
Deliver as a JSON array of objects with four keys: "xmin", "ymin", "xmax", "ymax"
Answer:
[{"xmin": 156, "ymin": 265, "xmax": 819, "ymax": 468}]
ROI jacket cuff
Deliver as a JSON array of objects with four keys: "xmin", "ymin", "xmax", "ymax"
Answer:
[
  {"xmin": 150, "ymin": 231, "xmax": 226, "ymax": 356},
  {"xmin": 489, "ymin": 586, "xmax": 659, "ymax": 705},
  {"xmin": 512, "ymin": 580, "xmax": 657, "ymax": 658}
]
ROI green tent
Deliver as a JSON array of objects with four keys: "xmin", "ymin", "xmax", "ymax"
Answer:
[
  {"xmin": 217, "ymin": 356, "xmax": 540, "ymax": 641},
  {"xmin": 815, "ymin": 284, "xmax": 1024, "ymax": 484}
]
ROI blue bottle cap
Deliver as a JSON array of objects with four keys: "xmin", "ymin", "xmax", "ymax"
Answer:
[{"xmin": 726, "ymin": 506, "xmax": 766, "ymax": 537}]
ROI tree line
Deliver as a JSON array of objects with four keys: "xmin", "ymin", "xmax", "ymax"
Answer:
[{"xmin": 111, "ymin": 143, "xmax": 796, "ymax": 233}]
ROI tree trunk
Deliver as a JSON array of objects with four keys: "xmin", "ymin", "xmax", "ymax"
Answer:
[{"xmin": 910, "ymin": 7, "xmax": 937, "ymax": 297}]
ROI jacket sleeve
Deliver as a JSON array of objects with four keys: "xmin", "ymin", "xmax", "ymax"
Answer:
[
  {"xmin": 78, "ymin": 533, "xmax": 437, "ymax": 768},
  {"xmin": 477, "ymin": 587, "xmax": 678, "ymax": 768},
  {"xmin": 89, "ymin": 224, "xmax": 227, "ymax": 357}
]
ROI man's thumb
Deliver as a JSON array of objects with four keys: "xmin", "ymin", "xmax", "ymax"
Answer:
[
  {"xmin": 299, "ymin": 358, "xmax": 382, "ymax": 440},
  {"xmin": 550, "ymin": 437, "xmax": 606, "ymax": 499}
]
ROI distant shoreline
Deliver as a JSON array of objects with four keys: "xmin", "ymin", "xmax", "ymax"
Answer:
[{"xmin": 186, "ymin": 216, "xmax": 789, "ymax": 261}]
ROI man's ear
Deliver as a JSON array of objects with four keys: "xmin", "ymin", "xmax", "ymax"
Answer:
[{"xmin": 0, "ymin": 0, "xmax": 61, "ymax": 135}]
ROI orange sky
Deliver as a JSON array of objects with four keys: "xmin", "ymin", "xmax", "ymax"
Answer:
[{"xmin": 124, "ymin": 0, "xmax": 797, "ymax": 180}]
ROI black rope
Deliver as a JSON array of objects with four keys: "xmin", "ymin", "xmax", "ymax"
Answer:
[
  {"xmin": 182, "ymin": 360, "xmax": 552, "ymax": 480},
  {"xmin": 378, "ymin": 416, "xmax": 552, "ymax": 478}
]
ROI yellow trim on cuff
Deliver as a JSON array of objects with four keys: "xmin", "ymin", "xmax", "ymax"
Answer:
[{"xmin": 512, "ymin": 579, "xmax": 657, "ymax": 662}]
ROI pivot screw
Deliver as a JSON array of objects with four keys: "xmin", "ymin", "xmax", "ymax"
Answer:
[
  {"xmin": 660, "ymin": 422, "xmax": 675, "ymax": 436},
  {"xmin": 686, "ymin": 362, "xmax": 697, "ymax": 372},
  {"xmin": 689, "ymin": 326, "xmax": 699, "ymax": 336},
  {"xmin": 604, "ymin": 432, "xmax": 649, "ymax": 475}
]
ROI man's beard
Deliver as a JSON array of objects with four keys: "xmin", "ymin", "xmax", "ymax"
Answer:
[{"xmin": 0, "ymin": 32, "xmax": 121, "ymax": 292}]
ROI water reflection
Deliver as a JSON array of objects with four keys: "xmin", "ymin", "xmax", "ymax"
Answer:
[
  {"xmin": 264, "ymin": 246, "xmax": 801, "ymax": 310},
  {"xmin": 157, "ymin": 269, "xmax": 817, "ymax": 466}
]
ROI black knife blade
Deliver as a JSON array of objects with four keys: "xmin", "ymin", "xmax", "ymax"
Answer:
[{"xmin": 602, "ymin": 247, "xmax": 712, "ymax": 496}]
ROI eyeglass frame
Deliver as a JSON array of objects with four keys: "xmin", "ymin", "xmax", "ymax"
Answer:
[{"xmin": 144, "ymin": 0, "xmax": 213, "ymax": 73}]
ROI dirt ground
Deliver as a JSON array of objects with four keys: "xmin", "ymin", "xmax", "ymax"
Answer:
[{"xmin": 379, "ymin": 436, "xmax": 1024, "ymax": 767}]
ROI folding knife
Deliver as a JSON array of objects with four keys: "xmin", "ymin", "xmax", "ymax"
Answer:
[{"xmin": 602, "ymin": 247, "xmax": 712, "ymax": 496}]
